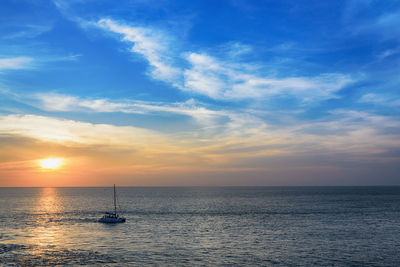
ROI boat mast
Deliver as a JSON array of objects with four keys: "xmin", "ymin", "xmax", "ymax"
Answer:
[{"xmin": 114, "ymin": 184, "xmax": 116, "ymax": 215}]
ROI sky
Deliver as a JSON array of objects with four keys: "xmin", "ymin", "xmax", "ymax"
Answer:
[{"xmin": 0, "ymin": 0, "xmax": 400, "ymax": 186}]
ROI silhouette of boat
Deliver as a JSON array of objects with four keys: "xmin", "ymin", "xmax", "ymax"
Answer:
[{"xmin": 99, "ymin": 184, "xmax": 126, "ymax": 223}]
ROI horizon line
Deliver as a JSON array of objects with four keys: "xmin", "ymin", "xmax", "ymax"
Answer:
[{"xmin": 1, "ymin": 185, "xmax": 399, "ymax": 188}]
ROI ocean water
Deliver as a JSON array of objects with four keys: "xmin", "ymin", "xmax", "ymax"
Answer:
[{"xmin": 0, "ymin": 187, "xmax": 400, "ymax": 266}]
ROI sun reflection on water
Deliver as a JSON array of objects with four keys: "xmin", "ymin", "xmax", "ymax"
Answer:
[
  {"xmin": 30, "ymin": 187, "xmax": 65, "ymax": 247},
  {"xmin": 36, "ymin": 187, "xmax": 62, "ymax": 214},
  {"xmin": 3, "ymin": 188, "xmax": 109, "ymax": 264}
]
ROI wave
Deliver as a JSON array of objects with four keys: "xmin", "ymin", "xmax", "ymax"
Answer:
[{"xmin": 0, "ymin": 243, "xmax": 120, "ymax": 265}]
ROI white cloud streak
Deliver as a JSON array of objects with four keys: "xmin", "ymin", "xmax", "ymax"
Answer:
[
  {"xmin": 184, "ymin": 53, "xmax": 353, "ymax": 100},
  {"xmin": 0, "ymin": 57, "xmax": 33, "ymax": 71},
  {"xmin": 0, "ymin": 114, "xmax": 169, "ymax": 148},
  {"xmin": 32, "ymin": 93, "xmax": 226, "ymax": 124},
  {"xmin": 359, "ymin": 93, "xmax": 400, "ymax": 106},
  {"xmin": 96, "ymin": 19, "xmax": 353, "ymax": 101},
  {"xmin": 98, "ymin": 18, "xmax": 180, "ymax": 82},
  {"xmin": 378, "ymin": 46, "xmax": 400, "ymax": 60},
  {"xmin": 1, "ymin": 24, "xmax": 53, "ymax": 40}
]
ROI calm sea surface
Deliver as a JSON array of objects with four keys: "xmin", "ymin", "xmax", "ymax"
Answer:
[{"xmin": 1, "ymin": 187, "xmax": 400, "ymax": 266}]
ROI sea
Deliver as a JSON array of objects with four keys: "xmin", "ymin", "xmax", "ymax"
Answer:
[{"xmin": 0, "ymin": 187, "xmax": 400, "ymax": 266}]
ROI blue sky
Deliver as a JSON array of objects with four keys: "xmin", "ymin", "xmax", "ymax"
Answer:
[{"xmin": 0, "ymin": 0, "xmax": 400, "ymax": 186}]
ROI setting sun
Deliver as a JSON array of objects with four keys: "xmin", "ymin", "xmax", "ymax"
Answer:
[{"xmin": 40, "ymin": 158, "xmax": 63, "ymax": 169}]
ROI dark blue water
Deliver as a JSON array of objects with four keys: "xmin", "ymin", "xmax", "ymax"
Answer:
[{"xmin": 1, "ymin": 187, "xmax": 400, "ymax": 266}]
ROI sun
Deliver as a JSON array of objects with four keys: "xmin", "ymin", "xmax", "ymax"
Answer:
[{"xmin": 40, "ymin": 158, "xmax": 63, "ymax": 169}]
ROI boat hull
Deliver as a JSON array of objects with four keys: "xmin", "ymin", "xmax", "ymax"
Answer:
[{"xmin": 98, "ymin": 217, "xmax": 126, "ymax": 223}]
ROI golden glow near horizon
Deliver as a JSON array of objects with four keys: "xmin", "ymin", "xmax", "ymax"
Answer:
[
  {"xmin": 0, "ymin": 112, "xmax": 399, "ymax": 186},
  {"xmin": 40, "ymin": 158, "xmax": 63, "ymax": 169}
]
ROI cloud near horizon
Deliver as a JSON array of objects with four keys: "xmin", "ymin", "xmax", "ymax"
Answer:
[{"xmin": 1, "ymin": 111, "xmax": 399, "ymax": 186}]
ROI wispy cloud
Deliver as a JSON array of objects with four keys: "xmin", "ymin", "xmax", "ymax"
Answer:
[
  {"xmin": 0, "ymin": 114, "xmax": 170, "ymax": 147},
  {"xmin": 0, "ymin": 57, "xmax": 33, "ymax": 71},
  {"xmin": 184, "ymin": 53, "xmax": 353, "ymax": 100},
  {"xmin": 219, "ymin": 42, "xmax": 253, "ymax": 57},
  {"xmin": 98, "ymin": 18, "xmax": 180, "ymax": 83},
  {"xmin": 1, "ymin": 24, "xmax": 53, "ymax": 40},
  {"xmin": 50, "ymin": 54, "xmax": 83, "ymax": 62},
  {"xmin": 359, "ymin": 93, "xmax": 400, "ymax": 106},
  {"xmin": 375, "ymin": 11, "xmax": 400, "ymax": 38},
  {"xmin": 32, "ymin": 93, "xmax": 225, "ymax": 124},
  {"xmin": 96, "ymin": 19, "xmax": 354, "ymax": 102},
  {"xmin": 377, "ymin": 46, "xmax": 400, "ymax": 60},
  {"xmin": 347, "ymin": 8, "xmax": 400, "ymax": 40}
]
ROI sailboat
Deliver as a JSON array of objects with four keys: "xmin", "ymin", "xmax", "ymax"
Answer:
[{"xmin": 99, "ymin": 184, "xmax": 126, "ymax": 223}]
